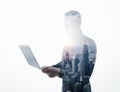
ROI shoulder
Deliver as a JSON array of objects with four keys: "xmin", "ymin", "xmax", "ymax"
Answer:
[
  {"xmin": 84, "ymin": 36, "xmax": 97, "ymax": 53},
  {"xmin": 84, "ymin": 36, "xmax": 96, "ymax": 47}
]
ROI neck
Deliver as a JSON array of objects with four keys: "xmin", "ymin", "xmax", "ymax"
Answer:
[
  {"xmin": 66, "ymin": 27, "xmax": 84, "ymax": 41},
  {"xmin": 66, "ymin": 25, "xmax": 81, "ymax": 31}
]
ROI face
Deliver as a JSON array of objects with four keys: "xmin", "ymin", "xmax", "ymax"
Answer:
[
  {"xmin": 64, "ymin": 14, "xmax": 81, "ymax": 28},
  {"xmin": 64, "ymin": 15, "xmax": 81, "ymax": 38}
]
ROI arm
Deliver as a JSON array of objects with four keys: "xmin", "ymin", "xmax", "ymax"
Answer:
[
  {"xmin": 41, "ymin": 47, "xmax": 67, "ymax": 78},
  {"xmin": 88, "ymin": 41, "xmax": 97, "ymax": 76},
  {"xmin": 41, "ymin": 61, "xmax": 64, "ymax": 78},
  {"xmin": 52, "ymin": 62, "xmax": 65, "ymax": 78}
]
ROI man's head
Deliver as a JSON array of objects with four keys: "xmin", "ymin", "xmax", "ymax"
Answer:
[
  {"xmin": 64, "ymin": 10, "xmax": 82, "ymax": 28},
  {"xmin": 64, "ymin": 10, "xmax": 83, "ymax": 39}
]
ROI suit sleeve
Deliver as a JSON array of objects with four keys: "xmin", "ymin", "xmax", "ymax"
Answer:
[
  {"xmin": 88, "ymin": 42, "xmax": 97, "ymax": 76},
  {"xmin": 52, "ymin": 61, "xmax": 64, "ymax": 78}
]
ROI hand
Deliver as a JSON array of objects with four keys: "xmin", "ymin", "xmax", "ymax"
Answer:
[
  {"xmin": 41, "ymin": 66, "xmax": 51, "ymax": 73},
  {"xmin": 47, "ymin": 72, "xmax": 58, "ymax": 78},
  {"xmin": 41, "ymin": 66, "xmax": 60, "ymax": 78}
]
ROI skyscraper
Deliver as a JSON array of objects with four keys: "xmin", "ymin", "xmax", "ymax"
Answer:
[{"xmin": 79, "ymin": 45, "xmax": 89, "ymax": 77}]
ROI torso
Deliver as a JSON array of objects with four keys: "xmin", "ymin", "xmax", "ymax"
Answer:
[{"xmin": 62, "ymin": 36, "xmax": 97, "ymax": 74}]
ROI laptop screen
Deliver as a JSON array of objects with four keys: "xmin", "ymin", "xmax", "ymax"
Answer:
[{"xmin": 19, "ymin": 45, "xmax": 41, "ymax": 69}]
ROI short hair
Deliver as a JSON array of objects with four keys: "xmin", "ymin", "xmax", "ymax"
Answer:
[{"xmin": 65, "ymin": 10, "xmax": 81, "ymax": 17}]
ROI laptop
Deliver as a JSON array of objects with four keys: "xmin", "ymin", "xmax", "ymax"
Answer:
[{"xmin": 19, "ymin": 45, "xmax": 41, "ymax": 69}]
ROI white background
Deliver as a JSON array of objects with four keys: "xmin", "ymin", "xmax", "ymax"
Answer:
[{"xmin": 0, "ymin": 0, "xmax": 120, "ymax": 92}]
